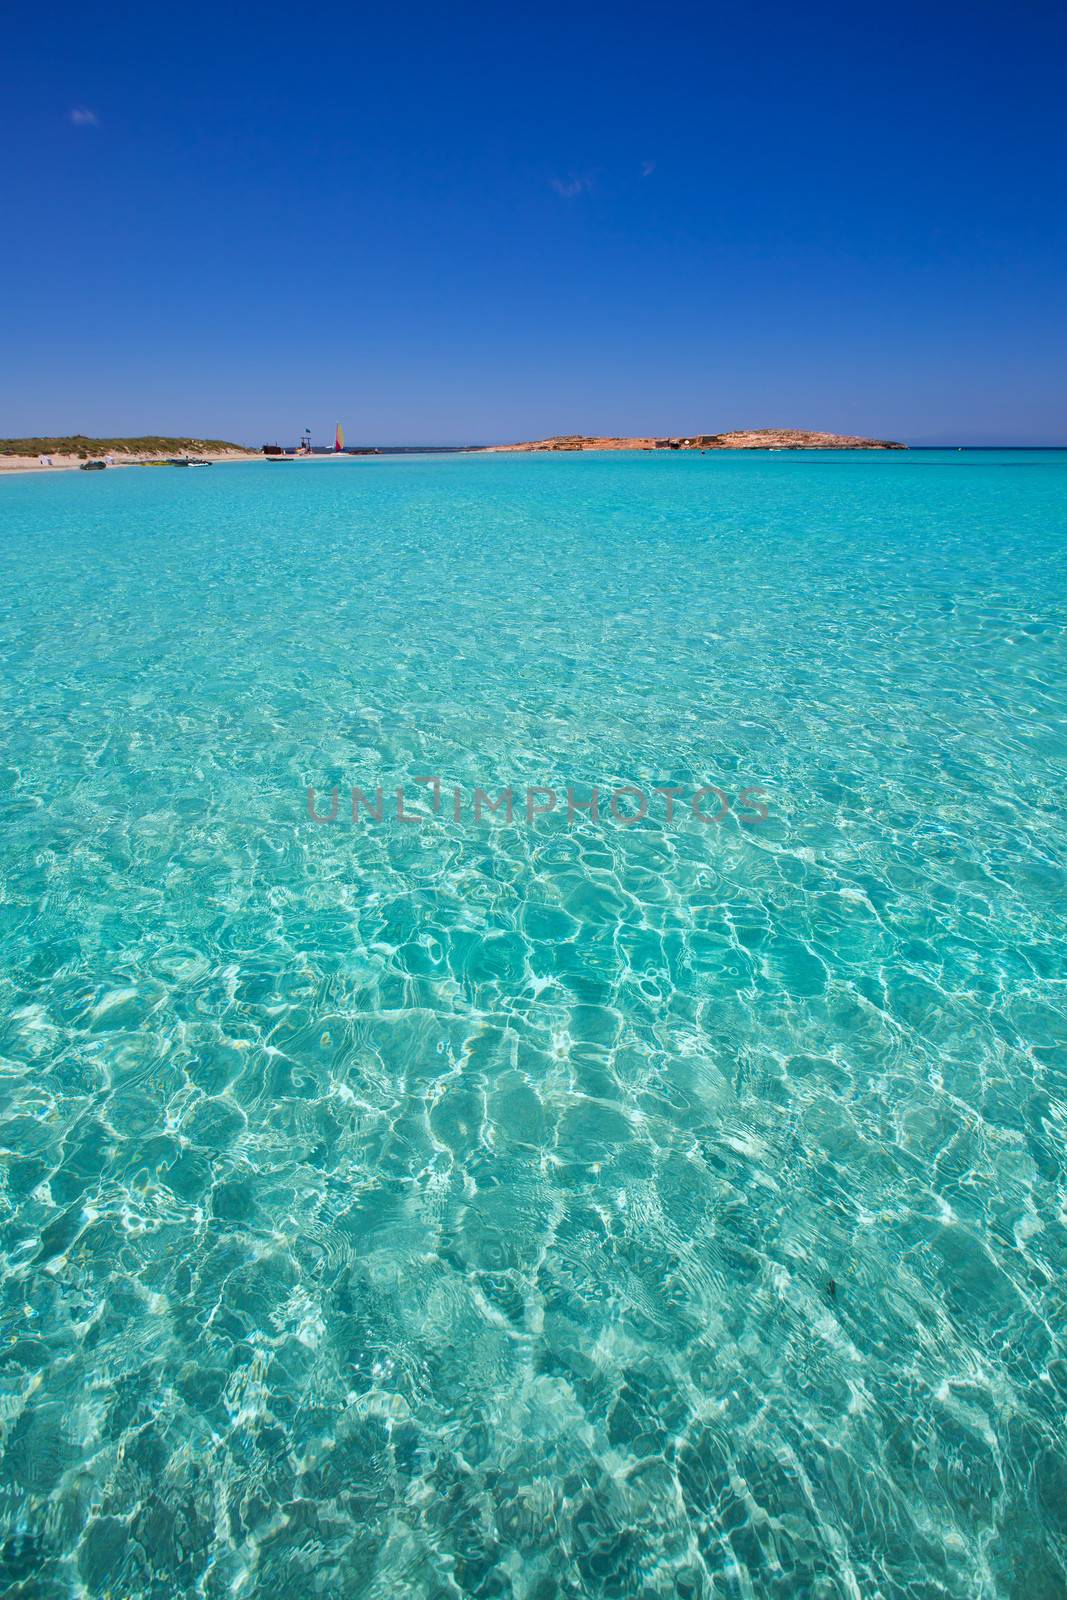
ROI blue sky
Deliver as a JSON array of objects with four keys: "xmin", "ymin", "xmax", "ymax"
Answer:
[{"xmin": 4, "ymin": 0, "xmax": 1066, "ymax": 444}]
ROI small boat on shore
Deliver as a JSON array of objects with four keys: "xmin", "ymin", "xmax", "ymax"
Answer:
[
  {"xmin": 265, "ymin": 427, "xmax": 347, "ymax": 460},
  {"xmin": 79, "ymin": 460, "xmax": 107, "ymax": 471},
  {"xmin": 272, "ymin": 428, "xmax": 316, "ymax": 460}
]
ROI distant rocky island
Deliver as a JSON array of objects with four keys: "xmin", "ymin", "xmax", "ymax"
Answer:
[{"xmin": 485, "ymin": 428, "xmax": 906, "ymax": 452}]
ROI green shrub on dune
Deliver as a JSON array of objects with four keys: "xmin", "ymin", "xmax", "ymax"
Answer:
[{"xmin": 0, "ymin": 435, "xmax": 247, "ymax": 456}]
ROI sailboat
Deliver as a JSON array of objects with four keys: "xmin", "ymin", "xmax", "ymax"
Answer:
[{"xmin": 335, "ymin": 423, "xmax": 344, "ymax": 453}]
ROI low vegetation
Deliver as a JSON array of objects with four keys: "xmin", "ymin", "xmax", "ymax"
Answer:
[{"xmin": 0, "ymin": 436, "xmax": 247, "ymax": 457}]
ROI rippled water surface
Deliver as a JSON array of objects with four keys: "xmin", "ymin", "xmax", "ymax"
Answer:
[{"xmin": 1, "ymin": 449, "xmax": 1066, "ymax": 1598}]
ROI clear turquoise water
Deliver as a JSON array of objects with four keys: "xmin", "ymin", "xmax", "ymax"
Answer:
[{"xmin": 1, "ymin": 449, "xmax": 1065, "ymax": 1598}]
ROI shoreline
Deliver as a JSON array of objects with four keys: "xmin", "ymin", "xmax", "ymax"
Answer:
[
  {"xmin": 6, "ymin": 444, "xmax": 1063, "ymax": 480},
  {"xmin": 0, "ymin": 451, "xmax": 440, "ymax": 478}
]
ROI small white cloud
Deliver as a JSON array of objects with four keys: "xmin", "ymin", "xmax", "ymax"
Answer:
[
  {"xmin": 641, "ymin": 159, "xmax": 656, "ymax": 177},
  {"xmin": 69, "ymin": 107, "xmax": 99, "ymax": 127},
  {"xmin": 550, "ymin": 175, "xmax": 591, "ymax": 198}
]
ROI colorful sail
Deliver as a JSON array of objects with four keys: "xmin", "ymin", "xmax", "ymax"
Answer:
[{"xmin": 334, "ymin": 423, "xmax": 344, "ymax": 453}]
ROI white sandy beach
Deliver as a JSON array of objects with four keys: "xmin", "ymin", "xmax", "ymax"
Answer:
[{"xmin": 0, "ymin": 448, "xmax": 262, "ymax": 478}]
